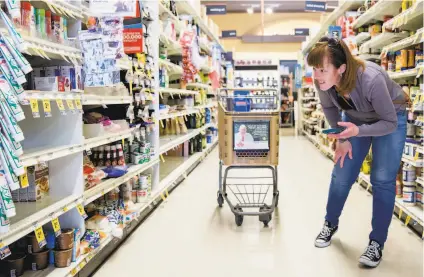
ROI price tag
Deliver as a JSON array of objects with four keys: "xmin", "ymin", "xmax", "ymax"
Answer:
[
  {"xmin": 405, "ymin": 215, "xmax": 411, "ymax": 226},
  {"xmin": 79, "ymin": 260, "xmax": 87, "ymax": 269},
  {"xmin": 76, "ymin": 204, "xmax": 88, "ymax": 219},
  {"xmin": 56, "ymin": 99, "xmax": 67, "ymax": 115},
  {"xmin": 66, "ymin": 99, "xmax": 76, "ymax": 114},
  {"xmin": 160, "ymin": 192, "xmax": 166, "ymax": 201},
  {"xmin": 417, "ymin": 67, "xmax": 423, "ymax": 78},
  {"xmin": 42, "ymin": 99, "xmax": 52, "ymax": 117},
  {"xmin": 74, "ymin": 99, "xmax": 83, "ymax": 113},
  {"xmin": 160, "ymin": 120, "xmax": 164, "ymax": 128},
  {"xmin": 63, "ymin": 206, "xmax": 69, "ymax": 212},
  {"xmin": 51, "ymin": 217, "xmax": 61, "ymax": 237},
  {"xmin": 70, "ymin": 268, "xmax": 78, "ymax": 276},
  {"xmin": 160, "ymin": 154, "xmax": 165, "ymax": 163},
  {"xmin": 398, "ymin": 209, "xmax": 403, "ymax": 219},
  {"xmin": 0, "ymin": 244, "xmax": 11, "ymax": 260},
  {"xmin": 34, "ymin": 225, "xmax": 47, "ymax": 248},
  {"xmin": 19, "ymin": 167, "xmax": 29, "ymax": 188},
  {"xmin": 30, "ymin": 99, "xmax": 40, "ymax": 118},
  {"xmin": 366, "ymin": 183, "xmax": 371, "ymax": 191},
  {"xmin": 414, "ymin": 150, "xmax": 420, "ymax": 161},
  {"xmin": 165, "ymin": 189, "xmax": 169, "ymax": 198}
]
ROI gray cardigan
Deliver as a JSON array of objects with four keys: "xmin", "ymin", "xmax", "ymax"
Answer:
[{"xmin": 316, "ymin": 61, "xmax": 406, "ymax": 137}]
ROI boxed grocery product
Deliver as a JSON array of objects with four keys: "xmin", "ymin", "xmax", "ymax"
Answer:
[
  {"xmin": 34, "ymin": 76, "xmax": 65, "ymax": 91},
  {"xmin": 61, "ymin": 65, "xmax": 83, "ymax": 91},
  {"xmin": 27, "ymin": 163, "xmax": 49, "ymax": 201},
  {"xmin": 11, "ymin": 189, "xmax": 19, "ymax": 202},
  {"xmin": 19, "ymin": 187, "xmax": 28, "ymax": 201},
  {"xmin": 72, "ymin": 228, "xmax": 81, "ymax": 262},
  {"xmin": 44, "ymin": 66, "xmax": 61, "ymax": 77}
]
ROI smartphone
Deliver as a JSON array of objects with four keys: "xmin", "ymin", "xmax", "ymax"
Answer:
[{"xmin": 322, "ymin": 127, "xmax": 346, "ymax": 134}]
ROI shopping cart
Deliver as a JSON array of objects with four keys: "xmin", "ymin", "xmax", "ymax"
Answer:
[{"xmin": 217, "ymin": 88, "xmax": 280, "ymax": 227}]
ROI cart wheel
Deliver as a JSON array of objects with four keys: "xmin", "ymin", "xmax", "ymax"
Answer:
[
  {"xmin": 235, "ymin": 215, "xmax": 243, "ymax": 226},
  {"xmin": 235, "ymin": 207, "xmax": 243, "ymax": 226},
  {"xmin": 259, "ymin": 207, "xmax": 272, "ymax": 227},
  {"xmin": 217, "ymin": 193, "xmax": 224, "ymax": 208},
  {"xmin": 275, "ymin": 191, "xmax": 280, "ymax": 208}
]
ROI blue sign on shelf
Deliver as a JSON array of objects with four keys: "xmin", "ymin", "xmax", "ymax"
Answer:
[
  {"xmin": 294, "ymin": 28, "xmax": 310, "ymax": 36},
  {"xmin": 206, "ymin": 5, "xmax": 227, "ymax": 15},
  {"xmin": 222, "ymin": 30, "xmax": 237, "ymax": 38},
  {"xmin": 305, "ymin": 1, "xmax": 326, "ymax": 11}
]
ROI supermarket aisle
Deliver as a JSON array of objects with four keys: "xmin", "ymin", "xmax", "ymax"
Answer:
[{"xmin": 94, "ymin": 136, "xmax": 423, "ymax": 277}]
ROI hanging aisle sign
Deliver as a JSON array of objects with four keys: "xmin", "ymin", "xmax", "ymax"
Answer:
[
  {"xmin": 305, "ymin": 1, "xmax": 326, "ymax": 12},
  {"xmin": 206, "ymin": 5, "xmax": 227, "ymax": 15},
  {"xmin": 294, "ymin": 28, "xmax": 310, "ymax": 36},
  {"xmin": 222, "ymin": 30, "xmax": 237, "ymax": 38}
]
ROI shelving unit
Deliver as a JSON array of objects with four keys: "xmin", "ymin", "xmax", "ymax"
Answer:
[
  {"xmin": 352, "ymin": 0, "xmax": 401, "ymax": 29},
  {"xmin": 360, "ymin": 32, "xmax": 409, "ymax": 53}
]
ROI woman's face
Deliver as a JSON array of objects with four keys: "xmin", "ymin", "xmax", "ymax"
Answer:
[{"xmin": 312, "ymin": 56, "xmax": 344, "ymax": 91}]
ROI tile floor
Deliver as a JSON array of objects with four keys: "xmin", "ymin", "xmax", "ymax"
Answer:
[{"xmin": 94, "ymin": 134, "xmax": 423, "ymax": 277}]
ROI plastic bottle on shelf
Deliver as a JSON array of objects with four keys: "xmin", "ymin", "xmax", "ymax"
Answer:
[
  {"xmin": 111, "ymin": 145, "xmax": 118, "ymax": 166},
  {"xmin": 97, "ymin": 146, "xmax": 105, "ymax": 167},
  {"xmin": 116, "ymin": 143, "xmax": 125, "ymax": 166},
  {"xmin": 105, "ymin": 145, "xmax": 112, "ymax": 167},
  {"xmin": 35, "ymin": 8, "xmax": 45, "ymax": 36},
  {"xmin": 403, "ymin": 185, "xmax": 416, "ymax": 206},
  {"xmin": 45, "ymin": 10, "xmax": 52, "ymax": 37}
]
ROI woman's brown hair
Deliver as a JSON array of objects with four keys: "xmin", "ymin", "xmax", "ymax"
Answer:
[{"xmin": 307, "ymin": 36, "xmax": 365, "ymax": 94}]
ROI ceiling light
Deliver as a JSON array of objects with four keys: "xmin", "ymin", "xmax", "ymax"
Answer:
[
  {"xmin": 265, "ymin": 7, "xmax": 273, "ymax": 14},
  {"xmin": 247, "ymin": 7, "xmax": 254, "ymax": 14}
]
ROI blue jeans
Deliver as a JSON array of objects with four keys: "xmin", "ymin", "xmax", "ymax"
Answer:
[{"xmin": 325, "ymin": 111, "xmax": 406, "ymax": 247}]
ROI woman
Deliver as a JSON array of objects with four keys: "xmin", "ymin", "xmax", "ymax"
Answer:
[{"xmin": 307, "ymin": 36, "xmax": 407, "ymax": 268}]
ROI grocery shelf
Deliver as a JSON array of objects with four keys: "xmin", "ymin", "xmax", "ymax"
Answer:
[
  {"xmin": 159, "ymin": 59, "xmax": 183, "ymax": 75},
  {"xmin": 176, "ymin": 1, "xmax": 225, "ymax": 51},
  {"xmin": 158, "ymin": 87, "xmax": 198, "ymax": 96},
  {"xmin": 159, "ymin": 123, "xmax": 215, "ymax": 154},
  {"xmin": 388, "ymin": 66, "xmax": 423, "ymax": 80},
  {"xmin": 20, "ymin": 144, "xmax": 83, "ymax": 167},
  {"xmin": 381, "ymin": 29, "xmax": 424, "ymax": 54},
  {"xmin": 402, "ymin": 155, "xmax": 424, "ymax": 167},
  {"xmin": 360, "ymin": 32, "xmax": 409, "ymax": 52},
  {"xmin": 302, "ymin": 0, "xmax": 363, "ymax": 54},
  {"xmin": 358, "ymin": 54, "xmax": 381, "ymax": 61},
  {"xmin": 358, "ymin": 173, "xmax": 423, "ymax": 226},
  {"xmin": 159, "ymin": 1, "xmax": 183, "ymax": 33},
  {"xmin": 159, "ymin": 138, "xmax": 218, "ymax": 190},
  {"xmin": 352, "ymin": 0, "xmax": 401, "ymax": 29},
  {"xmin": 82, "ymin": 94, "xmax": 133, "ymax": 105},
  {"xmin": 84, "ymin": 128, "xmax": 134, "ymax": 150},
  {"xmin": 24, "ymin": 91, "xmax": 82, "ymax": 100},
  {"xmin": 355, "ymin": 32, "xmax": 371, "ymax": 45},
  {"xmin": 159, "ymin": 108, "xmax": 200, "ymax": 121},
  {"xmin": 160, "ymin": 33, "xmax": 182, "ymax": 54},
  {"xmin": 37, "ymin": 0, "xmax": 83, "ymax": 19},
  {"xmin": 0, "ymin": 195, "xmax": 81, "ymax": 248},
  {"xmin": 84, "ymin": 159, "xmax": 159, "ymax": 205},
  {"xmin": 186, "ymin": 83, "xmax": 213, "ymax": 90},
  {"xmin": 383, "ymin": 0, "xmax": 424, "ymax": 30}
]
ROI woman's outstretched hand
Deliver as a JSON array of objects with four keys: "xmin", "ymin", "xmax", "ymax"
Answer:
[
  {"xmin": 328, "ymin": 122, "xmax": 359, "ymax": 140},
  {"xmin": 334, "ymin": 140, "xmax": 353, "ymax": 168}
]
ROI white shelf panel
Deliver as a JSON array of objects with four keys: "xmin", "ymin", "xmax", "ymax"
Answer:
[
  {"xmin": 160, "ymin": 34, "xmax": 182, "ymax": 54},
  {"xmin": 383, "ymin": 0, "xmax": 424, "ymax": 30},
  {"xmin": 82, "ymin": 94, "xmax": 133, "ymax": 105},
  {"xmin": 402, "ymin": 155, "xmax": 424, "ymax": 167},
  {"xmin": 302, "ymin": 0, "xmax": 363, "ymax": 54},
  {"xmin": 84, "ymin": 128, "xmax": 134, "ymax": 150},
  {"xmin": 382, "ymin": 29, "xmax": 424, "ymax": 54},
  {"xmin": 159, "ymin": 104, "xmax": 214, "ymax": 120},
  {"xmin": 158, "ymin": 88, "xmax": 198, "ymax": 96},
  {"xmin": 176, "ymin": 1, "xmax": 225, "ymax": 51},
  {"xmin": 355, "ymin": 32, "xmax": 371, "ymax": 45},
  {"xmin": 24, "ymin": 91, "xmax": 82, "ymax": 100},
  {"xmin": 199, "ymin": 40, "xmax": 212, "ymax": 55},
  {"xmin": 20, "ymin": 144, "xmax": 83, "ymax": 167},
  {"xmin": 352, "ymin": 0, "xmax": 401, "ymax": 29},
  {"xmin": 358, "ymin": 173, "xmax": 423, "ymax": 226},
  {"xmin": 84, "ymin": 159, "xmax": 159, "ymax": 205},
  {"xmin": 159, "ymin": 123, "xmax": 214, "ymax": 154},
  {"xmin": 37, "ymin": 0, "xmax": 83, "ymax": 19},
  {"xmin": 360, "ymin": 32, "xmax": 409, "ymax": 52},
  {"xmin": 358, "ymin": 54, "xmax": 381, "ymax": 61},
  {"xmin": 0, "ymin": 195, "xmax": 81, "ymax": 248},
  {"xmin": 302, "ymin": 97, "xmax": 319, "ymax": 101},
  {"xmin": 159, "ymin": 59, "xmax": 183, "ymax": 75},
  {"xmin": 389, "ymin": 65, "xmax": 424, "ymax": 79}
]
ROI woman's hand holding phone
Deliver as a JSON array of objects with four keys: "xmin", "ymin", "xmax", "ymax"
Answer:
[
  {"xmin": 334, "ymin": 140, "xmax": 353, "ymax": 168},
  {"xmin": 328, "ymin": 122, "xmax": 359, "ymax": 139}
]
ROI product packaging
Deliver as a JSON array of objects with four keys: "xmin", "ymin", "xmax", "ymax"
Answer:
[
  {"xmin": 0, "ymin": 109, "xmax": 23, "ymax": 156},
  {"xmin": 0, "ymin": 8, "xmax": 25, "ymax": 50},
  {"xmin": 0, "ymin": 100, "xmax": 25, "ymax": 142},
  {"xmin": 27, "ymin": 163, "xmax": 49, "ymax": 201},
  {"xmin": 72, "ymin": 229, "xmax": 81, "ymax": 262},
  {"xmin": 2, "ymin": 34, "xmax": 32, "ymax": 74},
  {"xmin": 44, "ymin": 66, "xmax": 60, "ymax": 77},
  {"xmin": 0, "ymin": 132, "xmax": 24, "ymax": 176},
  {"xmin": 6, "ymin": 0, "xmax": 21, "ymax": 24},
  {"xmin": 45, "ymin": 10, "xmax": 52, "ymax": 36},
  {"xmin": 0, "ymin": 198, "xmax": 10, "ymax": 233},
  {"xmin": 0, "ymin": 55, "xmax": 25, "ymax": 101},
  {"xmin": 34, "ymin": 76, "xmax": 65, "ymax": 91},
  {"xmin": 35, "ymin": 8, "xmax": 45, "ymax": 35},
  {"xmin": 60, "ymin": 66, "xmax": 83, "ymax": 90},
  {"xmin": 0, "ymin": 76, "xmax": 25, "ymax": 121},
  {"xmin": 0, "ymin": 173, "xmax": 15, "ymax": 218}
]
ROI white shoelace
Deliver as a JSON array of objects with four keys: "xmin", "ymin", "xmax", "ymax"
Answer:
[
  {"xmin": 318, "ymin": 226, "xmax": 331, "ymax": 239},
  {"xmin": 363, "ymin": 242, "xmax": 380, "ymax": 259}
]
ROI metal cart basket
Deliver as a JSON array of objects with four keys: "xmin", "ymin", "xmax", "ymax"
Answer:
[{"xmin": 217, "ymin": 88, "xmax": 280, "ymax": 227}]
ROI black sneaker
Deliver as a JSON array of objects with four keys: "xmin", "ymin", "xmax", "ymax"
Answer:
[
  {"xmin": 314, "ymin": 220, "xmax": 338, "ymax": 248},
  {"xmin": 359, "ymin": 240, "xmax": 383, "ymax": 268}
]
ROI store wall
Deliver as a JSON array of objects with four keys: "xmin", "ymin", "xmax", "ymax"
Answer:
[{"xmin": 209, "ymin": 12, "xmax": 323, "ymax": 59}]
